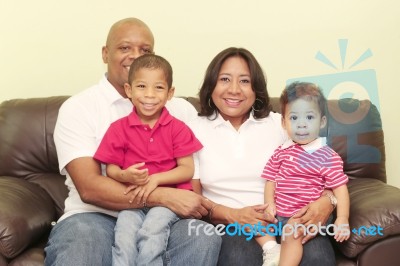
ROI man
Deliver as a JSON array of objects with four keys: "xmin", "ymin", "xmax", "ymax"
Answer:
[{"xmin": 44, "ymin": 18, "xmax": 221, "ymax": 266}]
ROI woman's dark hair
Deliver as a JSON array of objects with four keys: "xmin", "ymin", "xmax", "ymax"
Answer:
[
  {"xmin": 198, "ymin": 47, "xmax": 271, "ymax": 119},
  {"xmin": 280, "ymin": 81, "xmax": 327, "ymax": 118}
]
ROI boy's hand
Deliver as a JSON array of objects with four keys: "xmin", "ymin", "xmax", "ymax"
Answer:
[
  {"xmin": 125, "ymin": 177, "xmax": 158, "ymax": 205},
  {"xmin": 334, "ymin": 216, "xmax": 350, "ymax": 242},
  {"xmin": 121, "ymin": 162, "xmax": 149, "ymax": 185},
  {"xmin": 135, "ymin": 177, "xmax": 158, "ymax": 205}
]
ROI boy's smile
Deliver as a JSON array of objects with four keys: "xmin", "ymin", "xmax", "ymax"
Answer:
[{"xmin": 124, "ymin": 68, "xmax": 174, "ymax": 127}]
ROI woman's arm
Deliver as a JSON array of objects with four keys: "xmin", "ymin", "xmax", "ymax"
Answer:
[{"xmin": 192, "ymin": 177, "xmax": 275, "ymax": 226}]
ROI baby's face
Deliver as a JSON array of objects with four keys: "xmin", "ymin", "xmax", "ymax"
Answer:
[{"xmin": 282, "ymin": 98, "xmax": 326, "ymax": 145}]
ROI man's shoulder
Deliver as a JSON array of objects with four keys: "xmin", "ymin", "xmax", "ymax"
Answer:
[
  {"xmin": 61, "ymin": 85, "xmax": 99, "ymax": 109},
  {"xmin": 166, "ymin": 97, "xmax": 194, "ymax": 109},
  {"xmin": 165, "ymin": 97, "xmax": 198, "ymax": 124}
]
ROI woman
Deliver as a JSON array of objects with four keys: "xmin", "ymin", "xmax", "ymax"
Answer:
[{"xmin": 190, "ymin": 47, "xmax": 336, "ymax": 266}]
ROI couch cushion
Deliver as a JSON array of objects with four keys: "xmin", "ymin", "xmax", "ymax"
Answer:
[
  {"xmin": 336, "ymin": 178, "xmax": 400, "ymax": 258},
  {"xmin": 0, "ymin": 177, "xmax": 55, "ymax": 259}
]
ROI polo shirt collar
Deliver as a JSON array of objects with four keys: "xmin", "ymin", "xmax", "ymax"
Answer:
[
  {"xmin": 281, "ymin": 137, "xmax": 327, "ymax": 153},
  {"xmin": 100, "ymin": 74, "xmax": 130, "ymax": 106},
  {"xmin": 210, "ymin": 111, "xmax": 262, "ymax": 128},
  {"xmin": 127, "ymin": 107, "xmax": 173, "ymax": 126}
]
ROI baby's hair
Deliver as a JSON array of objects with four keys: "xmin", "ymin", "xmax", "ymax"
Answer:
[
  {"xmin": 128, "ymin": 54, "xmax": 173, "ymax": 88},
  {"xmin": 280, "ymin": 81, "xmax": 327, "ymax": 118}
]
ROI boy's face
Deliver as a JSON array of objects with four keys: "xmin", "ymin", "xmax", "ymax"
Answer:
[
  {"xmin": 124, "ymin": 68, "xmax": 174, "ymax": 126},
  {"xmin": 282, "ymin": 97, "xmax": 326, "ymax": 145}
]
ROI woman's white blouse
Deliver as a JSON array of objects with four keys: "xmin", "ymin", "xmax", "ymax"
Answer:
[{"xmin": 189, "ymin": 111, "xmax": 287, "ymax": 208}]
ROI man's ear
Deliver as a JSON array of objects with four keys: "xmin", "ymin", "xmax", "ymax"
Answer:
[
  {"xmin": 124, "ymin": 83, "xmax": 132, "ymax": 98},
  {"xmin": 167, "ymin": 86, "xmax": 175, "ymax": 100},
  {"xmin": 102, "ymin": 46, "xmax": 108, "ymax": 63},
  {"xmin": 320, "ymin": 116, "xmax": 327, "ymax": 129}
]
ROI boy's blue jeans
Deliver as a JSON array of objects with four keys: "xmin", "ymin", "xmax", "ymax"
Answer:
[
  {"xmin": 113, "ymin": 207, "xmax": 179, "ymax": 266},
  {"xmin": 44, "ymin": 212, "xmax": 221, "ymax": 266}
]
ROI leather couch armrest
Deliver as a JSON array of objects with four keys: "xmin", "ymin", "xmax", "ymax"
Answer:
[
  {"xmin": 0, "ymin": 177, "xmax": 55, "ymax": 259},
  {"xmin": 337, "ymin": 178, "xmax": 400, "ymax": 258}
]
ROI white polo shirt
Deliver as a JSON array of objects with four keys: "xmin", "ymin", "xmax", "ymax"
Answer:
[
  {"xmin": 54, "ymin": 75, "xmax": 198, "ymax": 221},
  {"xmin": 189, "ymin": 112, "xmax": 288, "ymax": 208}
]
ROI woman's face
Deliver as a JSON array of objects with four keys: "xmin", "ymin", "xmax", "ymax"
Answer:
[{"xmin": 211, "ymin": 56, "xmax": 255, "ymax": 128}]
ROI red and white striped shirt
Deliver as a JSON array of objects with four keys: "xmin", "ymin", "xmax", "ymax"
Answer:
[{"xmin": 262, "ymin": 138, "xmax": 348, "ymax": 217}]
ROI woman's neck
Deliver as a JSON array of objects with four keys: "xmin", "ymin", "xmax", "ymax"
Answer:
[{"xmin": 220, "ymin": 112, "xmax": 250, "ymax": 131}]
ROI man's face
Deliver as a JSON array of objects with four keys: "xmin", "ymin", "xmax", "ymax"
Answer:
[{"xmin": 102, "ymin": 22, "xmax": 154, "ymax": 96}]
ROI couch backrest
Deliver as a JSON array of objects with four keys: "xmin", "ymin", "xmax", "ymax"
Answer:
[{"xmin": 0, "ymin": 96, "xmax": 70, "ymax": 217}]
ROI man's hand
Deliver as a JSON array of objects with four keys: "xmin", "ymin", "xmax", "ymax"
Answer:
[
  {"xmin": 127, "ymin": 177, "xmax": 158, "ymax": 205},
  {"xmin": 291, "ymin": 195, "xmax": 333, "ymax": 244},
  {"xmin": 233, "ymin": 203, "xmax": 277, "ymax": 226},
  {"xmin": 161, "ymin": 189, "xmax": 211, "ymax": 219}
]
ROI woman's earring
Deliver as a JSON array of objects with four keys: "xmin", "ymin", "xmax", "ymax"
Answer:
[
  {"xmin": 252, "ymin": 98, "xmax": 263, "ymax": 112},
  {"xmin": 208, "ymin": 98, "xmax": 213, "ymax": 108}
]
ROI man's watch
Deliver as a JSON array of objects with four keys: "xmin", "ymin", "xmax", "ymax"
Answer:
[{"xmin": 324, "ymin": 192, "xmax": 337, "ymax": 209}]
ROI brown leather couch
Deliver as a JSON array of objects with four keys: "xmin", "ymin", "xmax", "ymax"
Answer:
[{"xmin": 1, "ymin": 96, "xmax": 400, "ymax": 266}]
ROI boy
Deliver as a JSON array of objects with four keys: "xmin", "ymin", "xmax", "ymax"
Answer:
[
  {"xmin": 94, "ymin": 54, "xmax": 202, "ymax": 265},
  {"xmin": 259, "ymin": 81, "xmax": 350, "ymax": 266}
]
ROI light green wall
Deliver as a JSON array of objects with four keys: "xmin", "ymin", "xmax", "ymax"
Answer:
[{"xmin": 1, "ymin": 0, "xmax": 399, "ymax": 188}]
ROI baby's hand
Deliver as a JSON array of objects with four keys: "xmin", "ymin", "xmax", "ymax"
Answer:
[
  {"xmin": 266, "ymin": 202, "xmax": 276, "ymax": 218},
  {"xmin": 263, "ymin": 202, "xmax": 277, "ymax": 234},
  {"xmin": 334, "ymin": 217, "xmax": 350, "ymax": 242},
  {"xmin": 122, "ymin": 162, "xmax": 149, "ymax": 185}
]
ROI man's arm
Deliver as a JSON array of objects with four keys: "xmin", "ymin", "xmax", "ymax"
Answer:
[
  {"xmin": 128, "ymin": 155, "xmax": 194, "ymax": 205},
  {"xmin": 66, "ymin": 156, "xmax": 209, "ymax": 218}
]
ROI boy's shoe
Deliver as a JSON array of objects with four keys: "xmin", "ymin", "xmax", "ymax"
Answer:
[{"xmin": 262, "ymin": 244, "xmax": 280, "ymax": 266}]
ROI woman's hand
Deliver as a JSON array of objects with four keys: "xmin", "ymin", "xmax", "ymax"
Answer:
[
  {"xmin": 290, "ymin": 195, "xmax": 334, "ymax": 244},
  {"xmin": 232, "ymin": 203, "xmax": 277, "ymax": 226}
]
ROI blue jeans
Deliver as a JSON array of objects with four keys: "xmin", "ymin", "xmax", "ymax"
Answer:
[
  {"xmin": 217, "ymin": 217, "xmax": 335, "ymax": 266},
  {"xmin": 113, "ymin": 207, "xmax": 179, "ymax": 266},
  {"xmin": 44, "ymin": 212, "xmax": 221, "ymax": 266}
]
